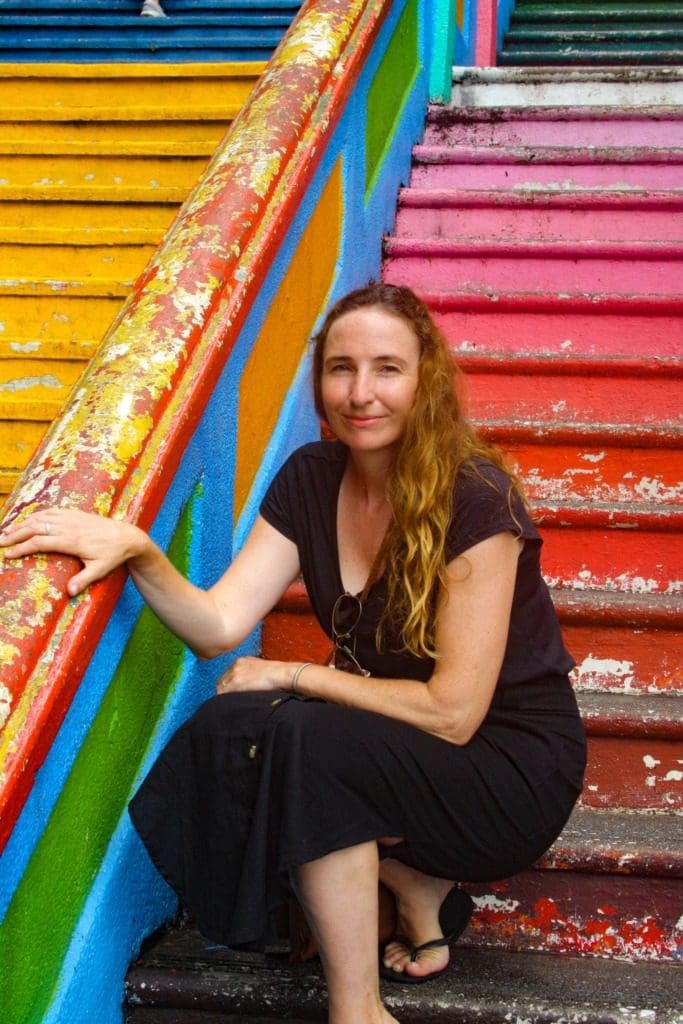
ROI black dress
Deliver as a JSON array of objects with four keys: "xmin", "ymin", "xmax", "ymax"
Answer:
[{"xmin": 129, "ymin": 442, "xmax": 586, "ymax": 948}]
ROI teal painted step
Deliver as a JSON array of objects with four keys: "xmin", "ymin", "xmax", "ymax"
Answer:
[
  {"xmin": 501, "ymin": 0, "xmax": 683, "ymax": 65},
  {"xmin": 499, "ymin": 43, "xmax": 683, "ymax": 64},
  {"xmin": 512, "ymin": 3, "xmax": 683, "ymax": 22},
  {"xmin": 507, "ymin": 26, "xmax": 683, "ymax": 42},
  {"xmin": 0, "ymin": 0, "xmax": 301, "ymax": 62}
]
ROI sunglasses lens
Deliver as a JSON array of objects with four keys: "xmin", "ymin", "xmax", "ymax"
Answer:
[
  {"xmin": 332, "ymin": 594, "xmax": 362, "ymax": 636},
  {"xmin": 333, "ymin": 645, "xmax": 366, "ymax": 676}
]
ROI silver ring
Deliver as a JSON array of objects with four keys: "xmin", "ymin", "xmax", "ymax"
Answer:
[{"xmin": 43, "ymin": 521, "xmax": 51, "ymax": 536}]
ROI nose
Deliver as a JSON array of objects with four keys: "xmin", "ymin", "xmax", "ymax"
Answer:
[{"xmin": 349, "ymin": 368, "xmax": 374, "ymax": 406}]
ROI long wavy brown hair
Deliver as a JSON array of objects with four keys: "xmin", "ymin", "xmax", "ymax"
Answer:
[{"xmin": 312, "ymin": 283, "xmax": 523, "ymax": 659}]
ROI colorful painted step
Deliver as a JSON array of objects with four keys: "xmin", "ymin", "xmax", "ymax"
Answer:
[
  {"xmin": 124, "ymin": 924, "xmax": 683, "ymax": 1023},
  {"xmin": 500, "ymin": 0, "xmax": 683, "ymax": 65},
  {"xmin": 0, "ymin": 0, "xmax": 302, "ymax": 62},
  {"xmin": 0, "ymin": 62, "xmax": 264, "ymax": 508}
]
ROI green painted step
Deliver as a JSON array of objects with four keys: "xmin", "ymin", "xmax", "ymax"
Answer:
[
  {"xmin": 499, "ymin": 44, "xmax": 683, "ymax": 63},
  {"xmin": 501, "ymin": 0, "xmax": 683, "ymax": 65},
  {"xmin": 512, "ymin": 3, "xmax": 683, "ymax": 21},
  {"xmin": 508, "ymin": 25, "xmax": 683, "ymax": 41}
]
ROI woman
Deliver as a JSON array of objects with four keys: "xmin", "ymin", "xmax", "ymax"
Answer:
[{"xmin": 0, "ymin": 284, "xmax": 586, "ymax": 1024}]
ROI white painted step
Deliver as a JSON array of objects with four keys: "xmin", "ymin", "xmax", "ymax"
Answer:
[{"xmin": 451, "ymin": 67, "xmax": 683, "ymax": 108}]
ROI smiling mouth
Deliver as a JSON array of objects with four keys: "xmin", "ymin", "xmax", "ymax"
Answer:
[{"xmin": 343, "ymin": 415, "xmax": 384, "ymax": 427}]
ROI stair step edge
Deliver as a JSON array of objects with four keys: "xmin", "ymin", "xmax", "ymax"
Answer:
[
  {"xmin": 419, "ymin": 287, "xmax": 683, "ymax": 315},
  {"xmin": 576, "ymin": 691, "xmax": 683, "ymax": 739},
  {"xmin": 413, "ymin": 143, "xmax": 683, "ymax": 164},
  {"xmin": 398, "ymin": 187, "xmax": 683, "ymax": 210},
  {"xmin": 539, "ymin": 805, "xmax": 683, "ymax": 877},
  {"xmin": 385, "ymin": 237, "xmax": 683, "ymax": 258},
  {"xmin": 453, "ymin": 353, "xmax": 683, "ymax": 379},
  {"xmin": 428, "ymin": 104, "xmax": 683, "ymax": 123},
  {"xmin": 479, "ymin": 420, "xmax": 682, "ymax": 450}
]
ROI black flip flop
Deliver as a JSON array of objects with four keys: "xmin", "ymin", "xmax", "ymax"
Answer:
[{"xmin": 380, "ymin": 888, "xmax": 474, "ymax": 985}]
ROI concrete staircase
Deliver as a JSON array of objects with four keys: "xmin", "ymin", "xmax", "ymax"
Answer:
[
  {"xmin": 499, "ymin": 0, "xmax": 683, "ymax": 66},
  {"xmin": 0, "ymin": 62, "xmax": 265, "ymax": 508},
  {"xmin": 0, "ymin": 0, "xmax": 301, "ymax": 62},
  {"xmin": 125, "ymin": 67, "xmax": 683, "ymax": 1024}
]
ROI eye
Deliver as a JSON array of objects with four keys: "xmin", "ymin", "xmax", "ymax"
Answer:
[
  {"xmin": 327, "ymin": 362, "xmax": 352, "ymax": 374},
  {"xmin": 377, "ymin": 363, "xmax": 401, "ymax": 375}
]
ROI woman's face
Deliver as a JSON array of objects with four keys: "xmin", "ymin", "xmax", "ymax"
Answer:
[{"xmin": 320, "ymin": 306, "xmax": 420, "ymax": 457}]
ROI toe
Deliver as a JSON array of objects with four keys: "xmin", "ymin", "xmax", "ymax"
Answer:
[
  {"xmin": 382, "ymin": 939, "xmax": 412, "ymax": 971},
  {"xmin": 403, "ymin": 946, "xmax": 449, "ymax": 980}
]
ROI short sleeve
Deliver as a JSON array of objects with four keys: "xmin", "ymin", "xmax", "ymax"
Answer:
[
  {"xmin": 259, "ymin": 451, "xmax": 299, "ymax": 543},
  {"xmin": 445, "ymin": 461, "xmax": 539, "ymax": 562}
]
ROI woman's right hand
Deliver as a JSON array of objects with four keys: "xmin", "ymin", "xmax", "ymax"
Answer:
[{"xmin": 0, "ymin": 508, "xmax": 146, "ymax": 596}]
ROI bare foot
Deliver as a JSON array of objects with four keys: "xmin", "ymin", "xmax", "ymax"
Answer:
[{"xmin": 379, "ymin": 858, "xmax": 454, "ymax": 981}]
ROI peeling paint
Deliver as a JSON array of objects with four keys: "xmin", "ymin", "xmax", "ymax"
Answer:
[
  {"xmin": 0, "ymin": 375, "xmax": 62, "ymax": 393},
  {"xmin": 0, "ymin": 685, "xmax": 12, "ymax": 729},
  {"xmin": 473, "ymin": 894, "xmax": 520, "ymax": 915},
  {"xmin": 575, "ymin": 655, "xmax": 634, "ymax": 688},
  {"xmin": 9, "ymin": 342, "xmax": 40, "ymax": 353}
]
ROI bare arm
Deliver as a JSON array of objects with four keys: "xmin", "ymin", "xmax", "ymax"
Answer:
[
  {"xmin": 0, "ymin": 509, "xmax": 300, "ymax": 659},
  {"xmin": 221, "ymin": 530, "xmax": 522, "ymax": 745}
]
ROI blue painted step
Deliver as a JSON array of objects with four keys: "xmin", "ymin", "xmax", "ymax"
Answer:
[{"xmin": 0, "ymin": 0, "xmax": 302, "ymax": 61}]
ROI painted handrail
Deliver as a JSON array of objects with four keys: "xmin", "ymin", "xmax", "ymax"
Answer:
[{"xmin": 0, "ymin": 0, "xmax": 422, "ymax": 852}]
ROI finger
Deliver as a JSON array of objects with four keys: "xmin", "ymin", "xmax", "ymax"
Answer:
[
  {"xmin": 67, "ymin": 573, "xmax": 86, "ymax": 597},
  {"xmin": 0, "ymin": 515, "xmax": 55, "ymax": 544},
  {"xmin": 1, "ymin": 536, "xmax": 57, "ymax": 559},
  {"xmin": 67, "ymin": 565, "xmax": 112, "ymax": 598}
]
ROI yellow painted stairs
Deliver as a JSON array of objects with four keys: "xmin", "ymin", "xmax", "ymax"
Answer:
[{"xmin": 0, "ymin": 61, "xmax": 263, "ymax": 507}]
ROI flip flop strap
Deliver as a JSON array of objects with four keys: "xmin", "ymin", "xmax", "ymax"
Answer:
[{"xmin": 409, "ymin": 934, "xmax": 451, "ymax": 960}]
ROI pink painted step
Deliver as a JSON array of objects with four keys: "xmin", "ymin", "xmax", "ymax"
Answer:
[
  {"xmin": 423, "ymin": 107, "xmax": 683, "ymax": 149},
  {"xmin": 384, "ymin": 240, "xmax": 683, "ymax": 295},
  {"xmin": 411, "ymin": 150, "xmax": 683, "ymax": 190},
  {"xmin": 424, "ymin": 290, "xmax": 683, "ymax": 358},
  {"xmin": 395, "ymin": 192, "xmax": 683, "ymax": 243}
]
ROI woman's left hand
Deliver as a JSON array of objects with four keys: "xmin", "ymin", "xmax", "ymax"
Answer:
[{"xmin": 216, "ymin": 656, "xmax": 293, "ymax": 695}]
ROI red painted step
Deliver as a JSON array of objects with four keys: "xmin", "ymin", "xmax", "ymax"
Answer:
[{"xmin": 464, "ymin": 806, "xmax": 683, "ymax": 962}]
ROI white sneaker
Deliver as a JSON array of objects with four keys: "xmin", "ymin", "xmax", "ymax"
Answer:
[{"xmin": 140, "ymin": 0, "xmax": 167, "ymax": 17}]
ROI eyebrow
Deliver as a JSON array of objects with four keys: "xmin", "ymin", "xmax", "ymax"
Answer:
[{"xmin": 324, "ymin": 353, "xmax": 409, "ymax": 365}]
